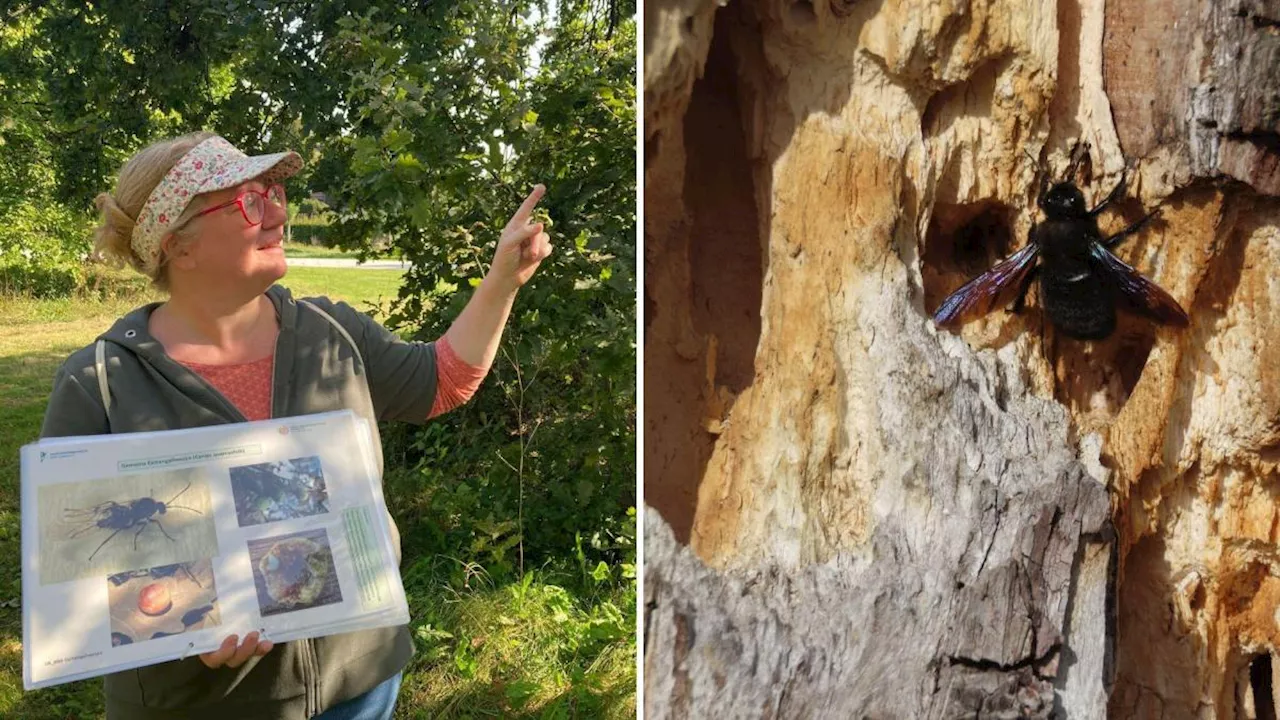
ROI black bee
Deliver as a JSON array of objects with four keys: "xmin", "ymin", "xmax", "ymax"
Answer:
[
  {"xmin": 932, "ymin": 149, "xmax": 1189, "ymax": 339},
  {"xmin": 64, "ymin": 481, "xmax": 202, "ymax": 561}
]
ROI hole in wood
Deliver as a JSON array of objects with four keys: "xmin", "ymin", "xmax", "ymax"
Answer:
[
  {"xmin": 790, "ymin": 0, "xmax": 817, "ymax": 24},
  {"xmin": 1251, "ymin": 654, "xmax": 1277, "ymax": 720},
  {"xmin": 829, "ymin": 0, "xmax": 858, "ymax": 18},
  {"xmin": 921, "ymin": 200, "xmax": 1016, "ymax": 325}
]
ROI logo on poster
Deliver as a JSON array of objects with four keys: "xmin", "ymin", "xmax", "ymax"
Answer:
[{"xmin": 39, "ymin": 449, "xmax": 87, "ymax": 463}]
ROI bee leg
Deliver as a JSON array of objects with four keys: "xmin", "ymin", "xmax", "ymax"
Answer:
[
  {"xmin": 1023, "ymin": 149, "xmax": 1050, "ymax": 207},
  {"xmin": 148, "ymin": 517, "xmax": 178, "ymax": 542},
  {"xmin": 88, "ymin": 527, "xmax": 126, "ymax": 561},
  {"xmin": 1009, "ymin": 266, "xmax": 1041, "ymax": 314},
  {"xmin": 68, "ymin": 523, "xmax": 100, "ymax": 539},
  {"xmin": 1104, "ymin": 208, "xmax": 1161, "ymax": 249},
  {"xmin": 181, "ymin": 564, "xmax": 203, "ymax": 588},
  {"xmin": 1089, "ymin": 170, "xmax": 1129, "ymax": 217}
]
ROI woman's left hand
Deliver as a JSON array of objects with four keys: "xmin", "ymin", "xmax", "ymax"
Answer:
[{"xmin": 490, "ymin": 184, "xmax": 553, "ymax": 293}]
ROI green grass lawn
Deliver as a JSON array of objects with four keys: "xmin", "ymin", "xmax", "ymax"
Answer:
[
  {"xmin": 284, "ymin": 266, "xmax": 406, "ymax": 317},
  {"xmin": 0, "ymin": 267, "xmax": 635, "ymax": 719}
]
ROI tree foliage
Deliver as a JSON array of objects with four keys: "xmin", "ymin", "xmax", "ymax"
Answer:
[{"xmin": 0, "ymin": 0, "xmax": 636, "ymax": 571}]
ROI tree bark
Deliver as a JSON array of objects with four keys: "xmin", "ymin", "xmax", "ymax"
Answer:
[{"xmin": 643, "ymin": 0, "xmax": 1280, "ymax": 717}]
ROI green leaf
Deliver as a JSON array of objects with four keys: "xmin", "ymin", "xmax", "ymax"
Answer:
[
  {"xmin": 391, "ymin": 152, "xmax": 424, "ymax": 180},
  {"xmin": 409, "ymin": 197, "xmax": 434, "ymax": 229},
  {"xmin": 505, "ymin": 680, "xmax": 541, "ymax": 705},
  {"xmin": 382, "ymin": 128, "xmax": 414, "ymax": 152},
  {"xmin": 351, "ymin": 137, "xmax": 383, "ymax": 175},
  {"xmin": 590, "ymin": 561, "xmax": 610, "ymax": 583}
]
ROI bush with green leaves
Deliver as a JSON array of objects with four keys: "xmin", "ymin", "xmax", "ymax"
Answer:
[
  {"xmin": 326, "ymin": 3, "xmax": 636, "ymax": 578},
  {"xmin": 0, "ymin": 201, "xmax": 94, "ymax": 297}
]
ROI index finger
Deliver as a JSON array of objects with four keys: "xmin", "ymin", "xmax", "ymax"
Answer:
[
  {"xmin": 226, "ymin": 632, "xmax": 261, "ymax": 668},
  {"xmin": 511, "ymin": 184, "xmax": 546, "ymax": 225},
  {"xmin": 201, "ymin": 634, "xmax": 239, "ymax": 668}
]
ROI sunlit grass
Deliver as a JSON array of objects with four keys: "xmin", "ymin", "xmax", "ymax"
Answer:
[{"xmin": 395, "ymin": 560, "xmax": 635, "ymax": 720}]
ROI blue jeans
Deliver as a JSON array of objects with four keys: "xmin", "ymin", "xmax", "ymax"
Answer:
[{"xmin": 312, "ymin": 670, "xmax": 403, "ymax": 720}]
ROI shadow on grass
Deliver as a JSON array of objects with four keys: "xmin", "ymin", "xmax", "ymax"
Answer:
[
  {"xmin": 0, "ymin": 637, "xmax": 104, "ymax": 719},
  {"xmin": 0, "ymin": 347, "xmax": 68, "ymax": 648},
  {"xmin": 0, "ymin": 343, "xmax": 107, "ymax": 718},
  {"xmin": 0, "ymin": 681, "xmax": 104, "ymax": 720},
  {"xmin": 396, "ymin": 676, "xmax": 636, "ymax": 720}
]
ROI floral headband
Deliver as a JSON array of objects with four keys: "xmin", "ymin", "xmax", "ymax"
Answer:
[{"xmin": 130, "ymin": 135, "xmax": 303, "ymax": 274}]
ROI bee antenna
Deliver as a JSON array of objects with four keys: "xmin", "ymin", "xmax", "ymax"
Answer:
[
  {"xmin": 1022, "ymin": 148, "xmax": 1046, "ymax": 173},
  {"xmin": 166, "ymin": 480, "xmax": 195, "ymax": 504},
  {"xmin": 1025, "ymin": 148, "xmax": 1051, "ymax": 208}
]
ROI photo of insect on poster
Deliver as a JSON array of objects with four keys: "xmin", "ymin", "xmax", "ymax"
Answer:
[
  {"xmin": 36, "ymin": 469, "xmax": 218, "ymax": 585},
  {"xmin": 107, "ymin": 559, "xmax": 220, "ymax": 647},
  {"xmin": 229, "ymin": 456, "xmax": 331, "ymax": 528},
  {"xmin": 248, "ymin": 529, "xmax": 343, "ymax": 616}
]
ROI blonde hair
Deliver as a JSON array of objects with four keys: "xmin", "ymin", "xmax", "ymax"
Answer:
[{"xmin": 92, "ymin": 130, "xmax": 218, "ymax": 291}]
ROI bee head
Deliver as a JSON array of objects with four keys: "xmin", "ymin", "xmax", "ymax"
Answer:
[{"xmin": 1041, "ymin": 182, "xmax": 1086, "ymax": 217}]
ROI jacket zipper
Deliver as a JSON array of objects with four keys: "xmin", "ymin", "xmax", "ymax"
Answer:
[
  {"xmin": 310, "ymin": 637, "xmax": 322, "ymax": 714},
  {"xmin": 271, "ymin": 306, "xmax": 320, "ymax": 715},
  {"xmin": 268, "ymin": 337, "xmax": 278, "ymax": 420},
  {"xmin": 168, "ymin": 325, "xmax": 307, "ymax": 710},
  {"xmin": 300, "ymin": 637, "xmax": 313, "ymax": 715}
]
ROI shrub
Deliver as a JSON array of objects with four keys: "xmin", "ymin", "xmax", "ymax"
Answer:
[{"xmin": 0, "ymin": 200, "xmax": 94, "ymax": 297}]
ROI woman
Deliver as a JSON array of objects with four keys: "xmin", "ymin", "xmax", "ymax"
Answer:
[{"xmin": 40, "ymin": 131, "xmax": 552, "ymax": 719}]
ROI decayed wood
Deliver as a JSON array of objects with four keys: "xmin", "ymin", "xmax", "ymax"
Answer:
[
  {"xmin": 644, "ymin": 358, "xmax": 1114, "ymax": 717},
  {"xmin": 643, "ymin": 0, "xmax": 1280, "ymax": 716}
]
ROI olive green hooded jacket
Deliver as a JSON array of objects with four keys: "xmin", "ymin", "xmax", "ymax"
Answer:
[{"xmin": 39, "ymin": 284, "xmax": 438, "ymax": 719}]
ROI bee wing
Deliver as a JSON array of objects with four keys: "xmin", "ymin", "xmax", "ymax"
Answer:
[
  {"xmin": 1090, "ymin": 244, "xmax": 1189, "ymax": 326},
  {"xmin": 932, "ymin": 243, "xmax": 1041, "ymax": 326},
  {"xmin": 62, "ymin": 507, "xmax": 104, "ymax": 521}
]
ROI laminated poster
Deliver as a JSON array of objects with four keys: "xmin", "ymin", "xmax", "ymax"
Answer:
[{"xmin": 21, "ymin": 410, "xmax": 409, "ymax": 690}]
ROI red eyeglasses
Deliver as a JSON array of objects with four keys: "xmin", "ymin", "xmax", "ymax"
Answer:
[{"xmin": 194, "ymin": 184, "xmax": 287, "ymax": 226}]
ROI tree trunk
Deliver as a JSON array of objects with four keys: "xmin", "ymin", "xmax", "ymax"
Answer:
[{"xmin": 643, "ymin": 0, "xmax": 1280, "ymax": 717}]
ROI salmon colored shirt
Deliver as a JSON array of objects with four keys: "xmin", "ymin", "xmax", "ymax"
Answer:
[{"xmin": 178, "ymin": 335, "xmax": 485, "ymax": 422}]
